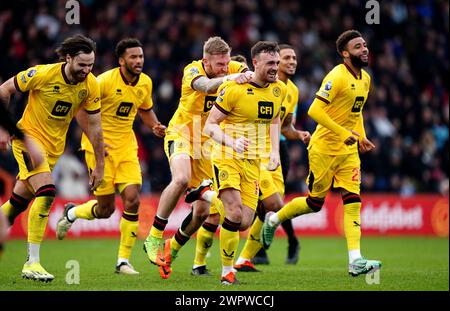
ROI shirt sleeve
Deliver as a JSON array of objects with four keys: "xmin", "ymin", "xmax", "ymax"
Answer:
[
  {"xmin": 315, "ymin": 70, "xmax": 342, "ymax": 104},
  {"xmin": 183, "ymin": 63, "xmax": 204, "ymax": 90},
  {"xmin": 228, "ymin": 60, "xmax": 248, "ymax": 74},
  {"xmin": 139, "ymin": 76, "xmax": 154, "ymax": 110},
  {"xmin": 84, "ymin": 75, "xmax": 101, "ymax": 113},
  {"xmin": 214, "ymin": 81, "xmax": 235, "ymax": 115},
  {"xmin": 14, "ymin": 66, "xmax": 43, "ymax": 92}
]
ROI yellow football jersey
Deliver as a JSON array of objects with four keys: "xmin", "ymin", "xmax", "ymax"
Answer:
[
  {"xmin": 310, "ymin": 63, "xmax": 371, "ymax": 155},
  {"xmin": 213, "ymin": 80, "xmax": 286, "ymax": 159},
  {"xmin": 167, "ymin": 60, "xmax": 246, "ymax": 142},
  {"xmin": 81, "ymin": 68, "xmax": 153, "ymax": 154},
  {"xmin": 280, "ymin": 79, "xmax": 299, "ymax": 125},
  {"xmin": 14, "ymin": 62, "xmax": 100, "ymax": 157}
]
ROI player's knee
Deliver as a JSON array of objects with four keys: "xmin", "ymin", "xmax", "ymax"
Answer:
[
  {"xmin": 226, "ymin": 205, "xmax": 242, "ymax": 223},
  {"xmin": 239, "ymin": 217, "xmax": 253, "ymax": 230},
  {"xmin": 205, "ymin": 213, "xmax": 220, "ymax": 226},
  {"xmin": 172, "ymin": 175, "xmax": 189, "ymax": 190},
  {"xmin": 96, "ymin": 201, "xmax": 115, "ymax": 218},
  {"xmin": 124, "ymin": 196, "xmax": 140, "ymax": 213},
  {"xmin": 306, "ymin": 196, "xmax": 325, "ymax": 212}
]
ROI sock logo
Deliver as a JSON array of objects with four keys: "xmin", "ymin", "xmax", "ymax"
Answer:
[
  {"xmin": 203, "ymin": 241, "xmax": 212, "ymax": 249},
  {"xmin": 39, "ymin": 213, "xmax": 49, "ymax": 219},
  {"xmin": 249, "ymin": 234, "xmax": 260, "ymax": 242},
  {"xmin": 131, "ymin": 232, "xmax": 137, "ymax": 238},
  {"xmin": 353, "ymin": 221, "xmax": 361, "ymax": 227},
  {"xmin": 222, "ymin": 250, "xmax": 235, "ymax": 258}
]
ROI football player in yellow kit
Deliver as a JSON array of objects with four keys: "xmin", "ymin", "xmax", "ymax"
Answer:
[
  {"xmin": 261, "ymin": 30, "xmax": 382, "ymax": 277},
  {"xmin": 142, "ymin": 37, "xmax": 252, "ymax": 278},
  {"xmin": 56, "ymin": 38, "xmax": 166, "ymax": 275},
  {"xmin": 0, "ymin": 35, "xmax": 104, "ymax": 282},
  {"xmin": 203, "ymin": 41, "xmax": 286, "ymax": 284}
]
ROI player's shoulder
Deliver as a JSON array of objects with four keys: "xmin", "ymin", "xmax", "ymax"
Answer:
[
  {"xmin": 182, "ymin": 60, "xmax": 205, "ymax": 83},
  {"xmin": 85, "ymin": 72, "xmax": 100, "ymax": 88},
  {"xmin": 139, "ymin": 72, "xmax": 153, "ymax": 85},
  {"xmin": 361, "ymin": 68, "xmax": 371, "ymax": 81},
  {"xmin": 184, "ymin": 60, "xmax": 204, "ymax": 73},
  {"xmin": 97, "ymin": 67, "xmax": 118, "ymax": 80},
  {"xmin": 29, "ymin": 62, "xmax": 62, "ymax": 76},
  {"xmin": 328, "ymin": 64, "xmax": 347, "ymax": 77},
  {"xmin": 274, "ymin": 79, "xmax": 287, "ymax": 91}
]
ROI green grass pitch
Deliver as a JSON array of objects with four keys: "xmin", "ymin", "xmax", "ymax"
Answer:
[{"xmin": 0, "ymin": 237, "xmax": 448, "ymax": 291}]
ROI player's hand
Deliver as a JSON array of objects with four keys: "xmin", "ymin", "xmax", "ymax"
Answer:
[
  {"xmin": 233, "ymin": 71, "xmax": 253, "ymax": 84},
  {"xmin": 359, "ymin": 137, "xmax": 376, "ymax": 153},
  {"xmin": 267, "ymin": 152, "xmax": 280, "ymax": 171},
  {"xmin": 344, "ymin": 130, "xmax": 360, "ymax": 146},
  {"xmin": 298, "ymin": 130, "xmax": 311, "ymax": 145},
  {"xmin": 22, "ymin": 135, "xmax": 44, "ymax": 167},
  {"xmin": 152, "ymin": 122, "xmax": 167, "ymax": 138},
  {"xmin": 0, "ymin": 128, "xmax": 10, "ymax": 151},
  {"xmin": 233, "ymin": 136, "xmax": 249, "ymax": 154},
  {"xmin": 89, "ymin": 166, "xmax": 104, "ymax": 192}
]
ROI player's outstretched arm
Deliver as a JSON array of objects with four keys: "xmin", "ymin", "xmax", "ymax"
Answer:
[{"xmin": 138, "ymin": 108, "xmax": 166, "ymax": 138}]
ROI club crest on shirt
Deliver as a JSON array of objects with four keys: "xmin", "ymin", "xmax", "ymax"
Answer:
[
  {"xmin": 272, "ymin": 86, "xmax": 281, "ymax": 97},
  {"xmin": 137, "ymin": 89, "xmax": 144, "ymax": 98},
  {"xmin": 219, "ymin": 170, "xmax": 229, "ymax": 181},
  {"xmin": 78, "ymin": 89, "xmax": 87, "ymax": 100}
]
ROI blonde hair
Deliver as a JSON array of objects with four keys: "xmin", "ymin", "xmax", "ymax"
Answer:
[{"xmin": 203, "ymin": 37, "xmax": 231, "ymax": 56}]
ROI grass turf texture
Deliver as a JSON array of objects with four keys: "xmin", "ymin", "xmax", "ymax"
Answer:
[{"xmin": 0, "ymin": 237, "xmax": 448, "ymax": 291}]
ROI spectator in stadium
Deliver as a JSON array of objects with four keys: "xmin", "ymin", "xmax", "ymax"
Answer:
[
  {"xmin": 261, "ymin": 30, "xmax": 382, "ymax": 277},
  {"xmin": 55, "ymin": 38, "xmax": 166, "ymax": 275},
  {"xmin": 0, "ymin": 34, "xmax": 104, "ymax": 282}
]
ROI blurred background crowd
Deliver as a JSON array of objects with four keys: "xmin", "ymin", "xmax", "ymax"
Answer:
[{"xmin": 0, "ymin": 0, "xmax": 448, "ymax": 199}]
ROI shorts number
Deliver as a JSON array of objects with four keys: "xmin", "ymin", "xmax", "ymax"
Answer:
[{"xmin": 351, "ymin": 168, "xmax": 360, "ymax": 182}]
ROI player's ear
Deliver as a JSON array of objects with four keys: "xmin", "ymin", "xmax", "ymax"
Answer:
[
  {"xmin": 118, "ymin": 57, "xmax": 125, "ymax": 66},
  {"xmin": 65, "ymin": 54, "xmax": 72, "ymax": 64},
  {"xmin": 342, "ymin": 50, "xmax": 349, "ymax": 58}
]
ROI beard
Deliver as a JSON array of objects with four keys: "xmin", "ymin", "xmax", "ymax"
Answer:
[
  {"xmin": 125, "ymin": 63, "xmax": 141, "ymax": 76},
  {"xmin": 69, "ymin": 67, "xmax": 88, "ymax": 82},
  {"xmin": 349, "ymin": 53, "xmax": 368, "ymax": 68}
]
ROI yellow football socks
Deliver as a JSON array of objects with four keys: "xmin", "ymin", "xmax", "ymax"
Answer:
[{"xmin": 118, "ymin": 211, "xmax": 139, "ymax": 260}]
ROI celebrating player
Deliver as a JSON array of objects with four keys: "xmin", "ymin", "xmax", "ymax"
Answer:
[
  {"xmin": 261, "ymin": 30, "xmax": 382, "ymax": 276},
  {"xmin": 56, "ymin": 38, "xmax": 166, "ymax": 275},
  {"xmin": 0, "ymin": 34, "xmax": 104, "ymax": 281}
]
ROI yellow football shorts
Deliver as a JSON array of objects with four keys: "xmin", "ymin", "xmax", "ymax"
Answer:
[
  {"xmin": 306, "ymin": 148, "xmax": 361, "ymax": 198},
  {"xmin": 85, "ymin": 150, "xmax": 142, "ymax": 196},
  {"xmin": 164, "ymin": 130, "xmax": 214, "ymax": 189},
  {"xmin": 212, "ymin": 158, "xmax": 260, "ymax": 210},
  {"xmin": 11, "ymin": 138, "xmax": 57, "ymax": 181},
  {"xmin": 259, "ymin": 157, "xmax": 285, "ymax": 200}
]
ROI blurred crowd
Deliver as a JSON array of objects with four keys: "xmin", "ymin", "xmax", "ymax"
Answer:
[{"xmin": 0, "ymin": 0, "xmax": 448, "ymax": 197}]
